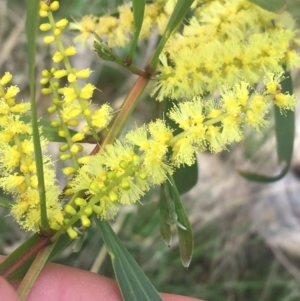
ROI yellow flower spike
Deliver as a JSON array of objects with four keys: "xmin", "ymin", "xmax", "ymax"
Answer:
[
  {"xmin": 266, "ymin": 82, "xmax": 278, "ymax": 95},
  {"xmin": 6, "ymin": 98, "xmax": 15, "ymax": 106},
  {"xmin": 56, "ymin": 18, "xmax": 69, "ymax": 29},
  {"xmin": 78, "ymin": 156, "xmax": 90, "ymax": 165},
  {"xmin": 0, "ymin": 132, "xmax": 14, "ymax": 143},
  {"xmin": 67, "ymin": 73, "xmax": 77, "ymax": 83},
  {"xmin": 67, "ymin": 227, "xmax": 78, "ymax": 240},
  {"xmin": 71, "ymin": 132, "xmax": 85, "ymax": 143},
  {"xmin": 81, "ymin": 215, "xmax": 91, "ymax": 228},
  {"xmin": 52, "ymin": 51, "xmax": 64, "ymax": 63},
  {"xmin": 54, "ymin": 69, "xmax": 68, "ymax": 78},
  {"xmin": 50, "ymin": 1, "xmax": 59, "ymax": 11},
  {"xmin": 30, "ymin": 176, "xmax": 38, "ymax": 189},
  {"xmin": 75, "ymin": 198, "xmax": 87, "ymax": 206},
  {"xmin": 0, "ymin": 72, "xmax": 12, "ymax": 85},
  {"xmin": 43, "ymin": 36, "xmax": 55, "ymax": 44},
  {"xmin": 70, "ymin": 144, "xmax": 83, "ymax": 155},
  {"xmin": 20, "ymin": 164, "xmax": 29, "ymax": 174},
  {"xmin": 62, "ymin": 167, "xmax": 77, "ymax": 176},
  {"xmin": 64, "ymin": 204, "xmax": 77, "ymax": 215},
  {"xmin": 65, "ymin": 46, "xmax": 77, "ymax": 56},
  {"xmin": 10, "ymin": 103, "xmax": 30, "ymax": 114},
  {"xmin": 93, "ymin": 205, "xmax": 103, "ymax": 215},
  {"xmin": 4, "ymin": 86, "xmax": 19, "ymax": 99},
  {"xmin": 75, "ymin": 69, "xmax": 92, "ymax": 79},
  {"xmin": 80, "ymin": 83, "xmax": 95, "ymax": 99},
  {"xmin": 109, "ymin": 191, "xmax": 118, "ymax": 202},
  {"xmin": 274, "ymin": 93, "xmax": 297, "ymax": 111},
  {"xmin": 39, "ymin": 23, "xmax": 52, "ymax": 31}
]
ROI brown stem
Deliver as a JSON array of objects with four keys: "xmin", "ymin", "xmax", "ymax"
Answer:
[
  {"xmin": 1, "ymin": 236, "xmax": 51, "ymax": 279},
  {"xmin": 91, "ymin": 75, "xmax": 150, "ymax": 154}
]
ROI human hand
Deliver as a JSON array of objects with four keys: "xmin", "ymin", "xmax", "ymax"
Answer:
[{"xmin": 0, "ymin": 259, "xmax": 203, "ymax": 301}]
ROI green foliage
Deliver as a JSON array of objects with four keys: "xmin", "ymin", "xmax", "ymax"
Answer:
[{"xmin": 95, "ymin": 219, "xmax": 163, "ymax": 301}]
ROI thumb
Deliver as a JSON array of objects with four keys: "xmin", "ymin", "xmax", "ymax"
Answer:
[{"xmin": 0, "ymin": 277, "xmax": 20, "ymax": 301}]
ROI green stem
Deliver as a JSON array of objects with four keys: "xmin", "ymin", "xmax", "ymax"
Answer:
[
  {"xmin": 17, "ymin": 244, "xmax": 54, "ymax": 301},
  {"xmin": 1, "ymin": 236, "xmax": 51, "ymax": 279}
]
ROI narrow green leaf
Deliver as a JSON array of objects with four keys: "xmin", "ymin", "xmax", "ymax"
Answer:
[
  {"xmin": 247, "ymin": 0, "xmax": 287, "ymax": 13},
  {"xmin": 26, "ymin": 0, "xmax": 48, "ymax": 229},
  {"xmin": 17, "ymin": 244, "xmax": 54, "ymax": 300},
  {"xmin": 21, "ymin": 116, "xmax": 78, "ymax": 142},
  {"xmin": 0, "ymin": 234, "xmax": 40, "ymax": 275},
  {"xmin": 127, "ymin": 0, "xmax": 146, "ymax": 63},
  {"xmin": 3, "ymin": 234, "xmax": 71, "ymax": 282},
  {"xmin": 239, "ymin": 74, "xmax": 294, "ymax": 183},
  {"xmin": 159, "ymin": 184, "xmax": 173, "ymax": 247},
  {"xmin": 168, "ymin": 176, "xmax": 194, "ymax": 268},
  {"xmin": 173, "ymin": 161, "xmax": 198, "ymax": 194},
  {"xmin": 147, "ymin": 0, "xmax": 195, "ymax": 71},
  {"xmin": 95, "ymin": 219, "xmax": 163, "ymax": 301},
  {"xmin": 0, "ymin": 196, "xmax": 11, "ymax": 208}
]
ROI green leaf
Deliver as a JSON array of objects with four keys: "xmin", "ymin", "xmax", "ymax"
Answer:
[
  {"xmin": 127, "ymin": 0, "xmax": 146, "ymax": 63},
  {"xmin": 21, "ymin": 116, "xmax": 78, "ymax": 142},
  {"xmin": 94, "ymin": 219, "xmax": 163, "ymax": 301},
  {"xmin": 17, "ymin": 244, "xmax": 54, "ymax": 300},
  {"xmin": 239, "ymin": 74, "xmax": 294, "ymax": 183},
  {"xmin": 247, "ymin": 0, "xmax": 287, "ymax": 13},
  {"xmin": 3, "ymin": 234, "xmax": 72, "ymax": 282},
  {"xmin": 159, "ymin": 184, "xmax": 173, "ymax": 247},
  {"xmin": 168, "ymin": 176, "xmax": 194, "ymax": 268},
  {"xmin": 173, "ymin": 161, "xmax": 198, "ymax": 194},
  {"xmin": 26, "ymin": 0, "xmax": 48, "ymax": 230},
  {"xmin": 147, "ymin": 0, "xmax": 195, "ymax": 72},
  {"xmin": 0, "ymin": 195, "xmax": 11, "ymax": 208},
  {"xmin": 0, "ymin": 234, "xmax": 40, "ymax": 275}
]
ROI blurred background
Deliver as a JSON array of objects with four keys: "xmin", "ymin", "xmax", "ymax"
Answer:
[{"xmin": 1, "ymin": 1, "xmax": 300, "ymax": 300}]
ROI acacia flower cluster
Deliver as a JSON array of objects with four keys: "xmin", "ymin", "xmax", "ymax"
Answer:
[
  {"xmin": 55, "ymin": 72, "xmax": 296, "ymax": 239},
  {"xmin": 39, "ymin": 1, "xmax": 113, "ymax": 177},
  {"xmin": 151, "ymin": 0, "xmax": 300, "ymax": 100},
  {"xmin": 0, "ymin": 73, "xmax": 63, "ymax": 231},
  {"xmin": 69, "ymin": 1, "xmax": 170, "ymax": 47},
  {"xmin": 1, "ymin": 0, "xmax": 298, "ymax": 240}
]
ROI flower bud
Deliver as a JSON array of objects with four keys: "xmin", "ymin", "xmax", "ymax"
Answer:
[
  {"xmin": 64, "ymin": 204, "xmax": 77, "ymax": 215},
  {"xmin": 67, "ymin": 227, "xmax": 78, "ymax": 239},
  {"xmin": 81, "ymin": 215, "xmax": 91, "ymax": 228}
]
